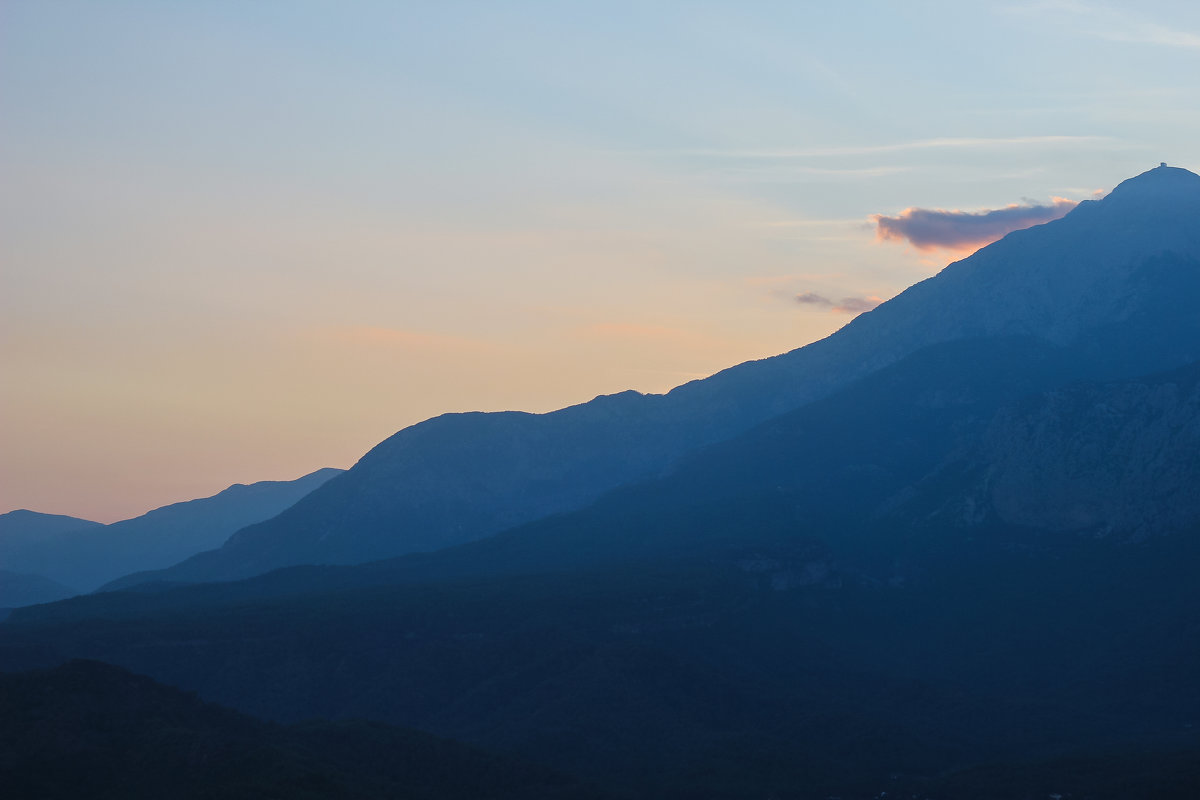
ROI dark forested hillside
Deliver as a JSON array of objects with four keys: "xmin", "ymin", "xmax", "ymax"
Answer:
[
  {"xmin": 0, "ymin": 659, "xmax": 604, "ymax": 800},
  {"xmin": 5, "ymin": 534, "xmax": 1200, "ymax": 798}
]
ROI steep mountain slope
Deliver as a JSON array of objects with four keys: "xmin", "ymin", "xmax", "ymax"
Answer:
[
  {"xmin": 0, "ymin": 659, "xmax": 604, "ymax": 800},
  {"xmin": 900, "ymin": 359, "xmax": 1200, "ymax": 539},
  {"xmin": 1, "ymin": 468, "xmax": 341, "ymax": 594},
  {"xmin": 127, "ymin": 165, "xmax": 1200, "ymax": 585}
]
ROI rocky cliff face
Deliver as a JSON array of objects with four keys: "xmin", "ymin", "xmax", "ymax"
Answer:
[{"xmin": 910, "ymin": 360, "xmax": 1200, "ymax": 540}]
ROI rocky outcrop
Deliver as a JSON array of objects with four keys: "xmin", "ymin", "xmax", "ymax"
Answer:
[{"xmin": 947, "ymin": 362, "xmax": 1200, "ymax": 539}]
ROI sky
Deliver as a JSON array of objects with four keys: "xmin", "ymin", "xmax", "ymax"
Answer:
[{"xmin": 3, "ymin": 0, "xmax": 1200, "ymax": 523}]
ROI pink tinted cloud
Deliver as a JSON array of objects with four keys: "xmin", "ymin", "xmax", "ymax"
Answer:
[{"xmin": 873, "ymin": 197, "xmax": 1077, "ymax": 252}]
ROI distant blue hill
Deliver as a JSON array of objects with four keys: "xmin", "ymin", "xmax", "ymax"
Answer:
[
  {"xmin": 0, "ymin": 468, "xmax": 341, "ymax": 596},
  {"xmin": 0, "ymin": 570, "xmax": 77, "ymax": 609}
]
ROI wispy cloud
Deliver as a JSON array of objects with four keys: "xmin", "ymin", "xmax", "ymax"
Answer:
[
  {"xmin": 872, "ymin": 197, "xmax": 1077, "ymax": 252},
  {"xmin": 708, "ymin": 165, "xmax": 911, "ymax": 183},
  {"xmin": 794, "ymin": 292, "xmax": 884, "ymax": 315},
  {"xmin": 1006, "ymin": 1, "xmax": 1200, "ymax": 49},
  {"xmin": 576, "ymin": 322, "xmax": 697, "ymax": 342},
  {"xmin": 654, "ymin": 135, "xmax": 1108, "ymax": 160},
  {"xmin": 326, "ymin": 325, "xmax": 497, "ymax": 353},
  {"xmin": 1100, "ymin": 24, "xmax": 1200, "ymax": 48}
]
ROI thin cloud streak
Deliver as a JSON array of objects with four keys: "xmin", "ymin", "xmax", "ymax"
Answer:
[
  {"xmin": 707, "ymin": 165, "xmax": 911, "ymax": 182},
  {"xmin": 326, "ymin": 325, "xmax": 499, "ymax": 354},
  {"xmin": 873, "ymin": 198, "xmax": 1077, "ymax": 252},
  {"xmin": 649, "ymin": 135, "xmax": 1110, "ymax": 160},
  {"xmin": 1097, "ymin": 24, "xmax": 1200, "ymax": 48},
  {"xmin": 1007, "ymin": 1, "xmax": 1200, "ymax": 49}
]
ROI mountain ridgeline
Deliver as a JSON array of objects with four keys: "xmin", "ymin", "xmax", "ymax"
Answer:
[
  {"xmin": 0, "ymin": 468, "xmax": 342, "ymax": 599},
  {"xmin": 115, "ymin": 164, "xmax": 1200, "ymax": 587},
  {"xmin": 6, "ymin": 165, "xmax": 1200, "ymax": 798}
]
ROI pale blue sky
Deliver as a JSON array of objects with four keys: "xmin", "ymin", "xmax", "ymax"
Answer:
[{"xmin": 3, "ymin": 1, "xmax": 1199, "ymax": 520}]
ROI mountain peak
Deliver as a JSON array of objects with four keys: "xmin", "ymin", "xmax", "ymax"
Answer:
[{"xmin": 1102, "ymin": 163, "xmax": 1200, "ymax": 207}]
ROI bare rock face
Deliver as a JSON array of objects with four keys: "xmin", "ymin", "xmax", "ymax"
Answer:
[{"xmin": 969, "ymin": 364, "xmax": 1200, "ymax": 538}]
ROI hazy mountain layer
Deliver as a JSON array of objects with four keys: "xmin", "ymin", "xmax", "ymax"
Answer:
[
  {"xmin": 122, "ymin": 165, "xmax": 1200, "ymax": 586},
  {"xmin": 0, "ymin": 571, "xmax": 77, "ymax": 609},
  {"xmin": 1, "ymin": 468, "xmax": 341, "ymax": 595}
]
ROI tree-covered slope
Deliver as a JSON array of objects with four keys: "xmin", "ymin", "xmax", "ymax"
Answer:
[{"xmin": 0, "ymin": 659, "xmax": 604, "ymax": 800}]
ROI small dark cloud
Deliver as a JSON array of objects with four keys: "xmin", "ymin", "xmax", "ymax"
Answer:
[
  {"xmin": 795, "ymin": 292, "xmax": 833, "ymax": 306},
  {"xmin": 794, "ymin": 292, "xmax": 882, "ymax": 315},
  {"xmin": 873, "ymin": 197, "xmax": 1077, "ymax": 252}
]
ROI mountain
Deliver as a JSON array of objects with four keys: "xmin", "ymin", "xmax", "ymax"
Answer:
[
  {"xmin": 897, "ymin": 358, "xmax": 1200, "ymax": 539},
  {"xmin": 8, "ymin": 337, "xmax": 1200, "ymax": 796},
  {"xmin": 118, "ymin": 165, "xmax": 1200, "ymax": 587},
  {"xmin": 0, "ymin": 571, "xmax": 77, "ymax": 609},
  {"xmin": 0, "ymin": 468, "xmax": 342, "ymax": 594},
  {"xmin": 0, "ymin": 512, "xmax": 103, "ymax": 600},
  {"xmin": 7, "ymin": 165, "xmax": 1200, "ymax": 797},
  {"xmin": 0, "ymin": 511, "xmax": 103, "ymax": 563},
  {"xmin": 0, "ymin": 659, "xmax": 604, "ymax": 800},
  {"xmin": 0, "ymin": 510, "xmax": 101, "ymax": 536}
]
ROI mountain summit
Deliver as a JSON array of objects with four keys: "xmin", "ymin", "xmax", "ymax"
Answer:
[
  {"xmin": 1107, "ymin": 162, "xmax": 1200, "ymax": 206},
  {"xmin": 116, "ymin": 165, "xmax": 1200, "ymax": 588}
]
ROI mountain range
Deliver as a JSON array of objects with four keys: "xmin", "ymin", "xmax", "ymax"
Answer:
[
  {"xmin": 4, "ymin": 165, "xmax": 1200, "ymax": 798},
  {"xmin": 108, "ymin": 165, "xmax": 1200, "ymax": 588},
  {"xmin": 0, "ymin": 467, "xmax": 341, "ymax": 602}
]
